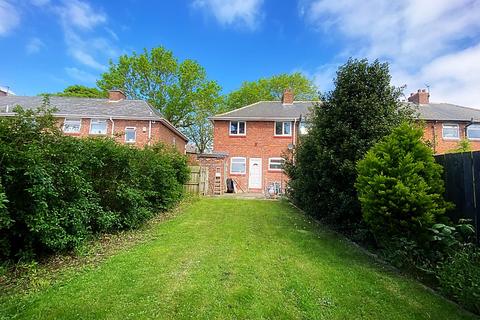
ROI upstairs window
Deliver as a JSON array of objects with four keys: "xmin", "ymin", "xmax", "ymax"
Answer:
[
  {"xmin": 275, "ymin": 121, "xmax": 292, "ymax": 136},
  {"xmin": 467, "ymin": 124, "xmax": 480, "ymax": 140},
  {"xmin": 268, "ymin": 158, "xmax": 285, "ymax": 171},
  {"xmin": 125, "ymin": 127, "xmax": 136, "ymax": 143},
  {"xmin": 230, "ymin": 121, "xmax": 246, "ymax": 135},
  {"xmin": 90, "ymin": 119, "xmax": 107, "ymax": 135},
  {"xmin": 63, "ymin": 118, "xmax": 81, "ymax": 133},
  {"xmin": 299, "ymin": 121, "xmax": 308, "ymax": 135},
  {"xmin": 442, "ymin": 124, "xmax": 459, "ymax": 140},
  {"xmin": 230, "ymin": 157, "xmax": 246, "ymax": 174}
]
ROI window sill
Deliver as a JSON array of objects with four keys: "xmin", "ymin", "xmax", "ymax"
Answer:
[
  {"xmin": 273, "ymin": 135, "xmax": 292, "ymax": 138},
  {"xmin": 230, "ymin": 173, "xmax": 246, "ymax": 176},
  {"xmin": 442, "ymin": 138, "xmax": 460, "ymax": 141},
  {"xmin": 268, "ymin": 170, "xmax": 283, "ymax": 173},
  {"xmin": 229, "ymin": 135, "xmax": 246, "ymax": 138}
]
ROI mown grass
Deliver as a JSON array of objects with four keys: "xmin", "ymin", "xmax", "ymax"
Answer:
[{"xmin": 0, "ymin": 198, "xmax": 475, "ymax": 319}]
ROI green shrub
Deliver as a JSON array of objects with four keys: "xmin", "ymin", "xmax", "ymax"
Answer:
[
  {"xmin": 437, "ymin": 247, "xmax": 480, "ymax": 314},
  {"xmin": 355, "ymin": 123, "xmax": 452, "ymax": 243},
  {"xmin": 285, "ymin": 59, "xmax": 412, "ymax": 228},
  {"xmin": 0, "ymin": 106, "xmax": 188, "ymax": 261}
]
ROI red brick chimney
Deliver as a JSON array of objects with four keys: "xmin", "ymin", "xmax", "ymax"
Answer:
[
  {"xmin": 408, "ymin": 89, "xmax": 429, "ymax": 104},
  {"xmin": 282, "ymin": 88, "xmax": 294, "ymax": 104},
  {"xmin": 108, "ymin": 89, "xmax": 126, "ymax": 101}
]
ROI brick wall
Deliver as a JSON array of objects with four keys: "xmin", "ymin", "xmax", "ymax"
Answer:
[
  {"xmin": 197, "ymin": 156, "xmax": 227, "ymax": 195},
  {"xmin": 213, "ymin": 120, "xmax": 296, "ymax": 192},
  {"xmin": 422, "ymin": 121, "xmax": 480, "ymax": 154},
  {"xmin": 59, "ymin": 117, "xmax": 186, "ymax": 152}
]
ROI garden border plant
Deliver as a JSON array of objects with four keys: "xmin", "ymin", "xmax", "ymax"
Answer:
[{"xmin": 0, "ymin": 105, "xmax": 189, "ymax": 262}]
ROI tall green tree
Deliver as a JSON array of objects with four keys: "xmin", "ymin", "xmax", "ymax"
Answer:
[
  {"xmin": 97, "ymin": 47, "xmax": 222, "ymax": 130},
  {"xmin": 225, "ymin": 73, "xmax": 318, "ymax": 110},
  {"xmin": 47, "ymin": 85, "xmax": 106, "ymax": 98},
  {"xmin": 285, "ymin": 59, "xmax": 413, "ymax": 228}
]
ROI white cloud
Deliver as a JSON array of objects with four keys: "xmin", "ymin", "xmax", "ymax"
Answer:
[
  {"xmin": 65, "ymin": 67, "xmax": 98, "ymax": 83},
  {"xmin": 55, "ymin": 0, "xmax": 106, "ymax": 30},
  {"xmin": 0, "ymin": 0, "xmax": 20, "ymax": 36},
  {"xmin": 51, "ymin": 0, "xmax": 118, "ymax": 72},
  {"xmin": 192, "ymin": 0, "xmax": 264, "ymax": 30},
  {"xmin": 26, "ymin": 37, "xmax": 45, "ymax": 54},
  {"xmin": 302, "ymin": 0, "xmax": 480, "ymax": 107}
]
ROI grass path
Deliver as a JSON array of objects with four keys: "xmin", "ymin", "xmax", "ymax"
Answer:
[{"xmin": 0, "ymin": 198, "xmax": 475, "ymax": 319}]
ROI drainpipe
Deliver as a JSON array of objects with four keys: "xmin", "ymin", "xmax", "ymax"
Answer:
[
  {"xmin": 148, "ymin": 120, "xmax": 152, "ymax": 146},
  {"xmin": 109, "ymin": 117, "xmax": 115, "ymax": 138},
  {"xmin": 293, "ymin": 118, "xmax": 297, "ymax": 146}
]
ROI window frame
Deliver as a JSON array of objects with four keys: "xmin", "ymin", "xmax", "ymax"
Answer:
[
  {"xmin": 467, "ymin": 124, "xmax": 480, "ymax": 141},
  {"xmin": 63, "ymin": 118, "xmax": 82, "ymax": 133},
  {"xmin": 299, "ymin": 121, "xmax": 308, "ymax": 135},
  {"xmin": 274, "ymin": 121, "xmax": 292, "ymax": 136},
  {"xmin": 230, "ymin": 157, "xmax": 247, "ymax": 174},
  {"xmin": 89, "ymin": 119, "xmax": 108, "ymax": 135},
  {"xmin": 442, "ymin": 123, "xmax": 460, "ymax": 140},
  {"xmin": 124, "ymin": 127, "xmax": 136, "ymax": 143},
  {"xmin": 268, "ymin": 157, "xmax": 285, "ymax": 171},
  {"xmin": 229, "ymin": 121, "xmax": 246, "ymax": 136}
]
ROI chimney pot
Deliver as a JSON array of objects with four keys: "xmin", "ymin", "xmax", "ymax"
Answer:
[
  {"xmin": 282, "ymin": 88, "xmax": 294, "ymax": 104},
  {"xmin": 408, "ymin": 88, "xmax": 429, "ymax": 104},
  {"xmin": 108, "ymin": 89, "xmax": 126, "ymax": 101}
]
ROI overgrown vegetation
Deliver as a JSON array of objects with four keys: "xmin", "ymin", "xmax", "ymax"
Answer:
[
  {"xmin": 285, "ymin": 59, "xmax": 412, "ymax": 229},
  {"xmin": 0, "ymin": 105, "xmax": 188, "ymax": 261},
  {"xmin": 286, "ymin": 59, "xmax": 479, "ymax": 314}
]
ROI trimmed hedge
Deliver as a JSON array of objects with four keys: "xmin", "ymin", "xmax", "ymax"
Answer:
[{"xmin": 0, "ymin": 106, "xmax": 189, "ymax": 261}]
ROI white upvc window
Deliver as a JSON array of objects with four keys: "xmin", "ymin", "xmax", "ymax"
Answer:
[
  {"xmin": 442, "ymin": 124, "xmax": 459, "ymax": 140},
  {"xmin": 299, "ymin": 121, "xmax": 308, "ymax": 135},
  {"xmin": 230, "ymin": 121, "xmax": 246, "ymax": 135},
  {"xmin": 275, "ymin": 121, "xmax": 292, "ymax": 136},
  {"xmin": 125, "ymin": 127, "xmax": 136, "ymax": 143},
  {"xmin": 467, "ymin": 124, "xmax": 480, "ymax": 140},
  {"xmin": 230, "ymin": 157, "xmax": 246, "ymax": 174},
  {"xmin": 89, "ymin": 119, "xmax": 108, "ymax": 135},
  {"xmin": 63, "ymin": 118, "xmax": 81, "ymax": 133},
  {"xmin": 268, "ymin": 158, "xmax": 285, "ymax": 171}
]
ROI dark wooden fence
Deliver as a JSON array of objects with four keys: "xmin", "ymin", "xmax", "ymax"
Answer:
[{"xmin": 435, "ymin": 152, "xmax": 480, "ymax": 243}]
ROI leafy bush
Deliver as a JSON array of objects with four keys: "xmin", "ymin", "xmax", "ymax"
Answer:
[
  {"xmin": 437, "ymin": 246, "xmax": 480, "ymax": 314},
  {"xmin": 285, "ymin": 59, "xmax": 412, "ymax": 228},
  {"xmin": 356, "ymin": 123, "xmax": 452, "ymax": 243},
  {"xmin": 0, "ymin": 106, "xmax": 188, "ymax": 261}
]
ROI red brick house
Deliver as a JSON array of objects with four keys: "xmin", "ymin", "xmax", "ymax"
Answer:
[
  {"xmin": 0, "ymin": 90, "xmax": 188, "ymax": 152},
  {"xmin": 408, "ymin": 89, "xmax": 480, "ymax": 154},
  {"xmin": 210, "ymin": 89, "xmax": 313, "ymax": 193},
  {"xmin": 210, "ymin": 89, "xmax": 480, "ymax": 194}
]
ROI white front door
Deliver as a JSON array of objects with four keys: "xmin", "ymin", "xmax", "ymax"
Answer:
[{"xmin": 248, "ymin": 158, "xmax": 262, "ymax": 189}]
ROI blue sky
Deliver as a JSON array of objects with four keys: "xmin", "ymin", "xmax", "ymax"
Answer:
[{"xmin": 1, "ymin": 0, "xmax": 480, "ymax": 107}]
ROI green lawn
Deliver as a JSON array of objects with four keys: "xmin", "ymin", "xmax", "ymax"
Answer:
[{"xmin": 0, "ymin": 198, "xmax": 475, "ymax": 319}]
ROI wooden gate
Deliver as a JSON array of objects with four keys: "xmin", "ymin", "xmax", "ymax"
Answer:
[{"xmin": 184, "ymin": 166, "xmax": 208, "ymax": 195}]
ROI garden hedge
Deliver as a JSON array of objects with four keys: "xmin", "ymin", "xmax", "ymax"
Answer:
[{"xmin": 0, "ymin": 106, "xmax": 189, "ymax": 261}]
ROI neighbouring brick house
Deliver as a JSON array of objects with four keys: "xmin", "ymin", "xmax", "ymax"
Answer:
[
  {"xmin": 210, "ymin": 89, "xmax": 480, "ymax": 194},
  {"xmin": 408, "ymin": 89, "xmax": 480, "ymax": 154},
  {"xmin": 0, "ymin": 90, "xmax": 188, "ymax": 152}
]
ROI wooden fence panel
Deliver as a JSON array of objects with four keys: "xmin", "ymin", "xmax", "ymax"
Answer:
[
  {"xmin": 435, "ymin": 152, "xmax": 480, "ymax": 243},
  {"xmin": 184, "ymin": 166, "xmax": 208, "ymax": 195}
]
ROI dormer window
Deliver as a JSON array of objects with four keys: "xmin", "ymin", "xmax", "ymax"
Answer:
[
  {"xmin": 275, "ymin": 121, "xmax": 292, "ymax": 136},
  {"xmin": 230, "ymin": 121, "xmax": 246, "ymax": 135}
]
